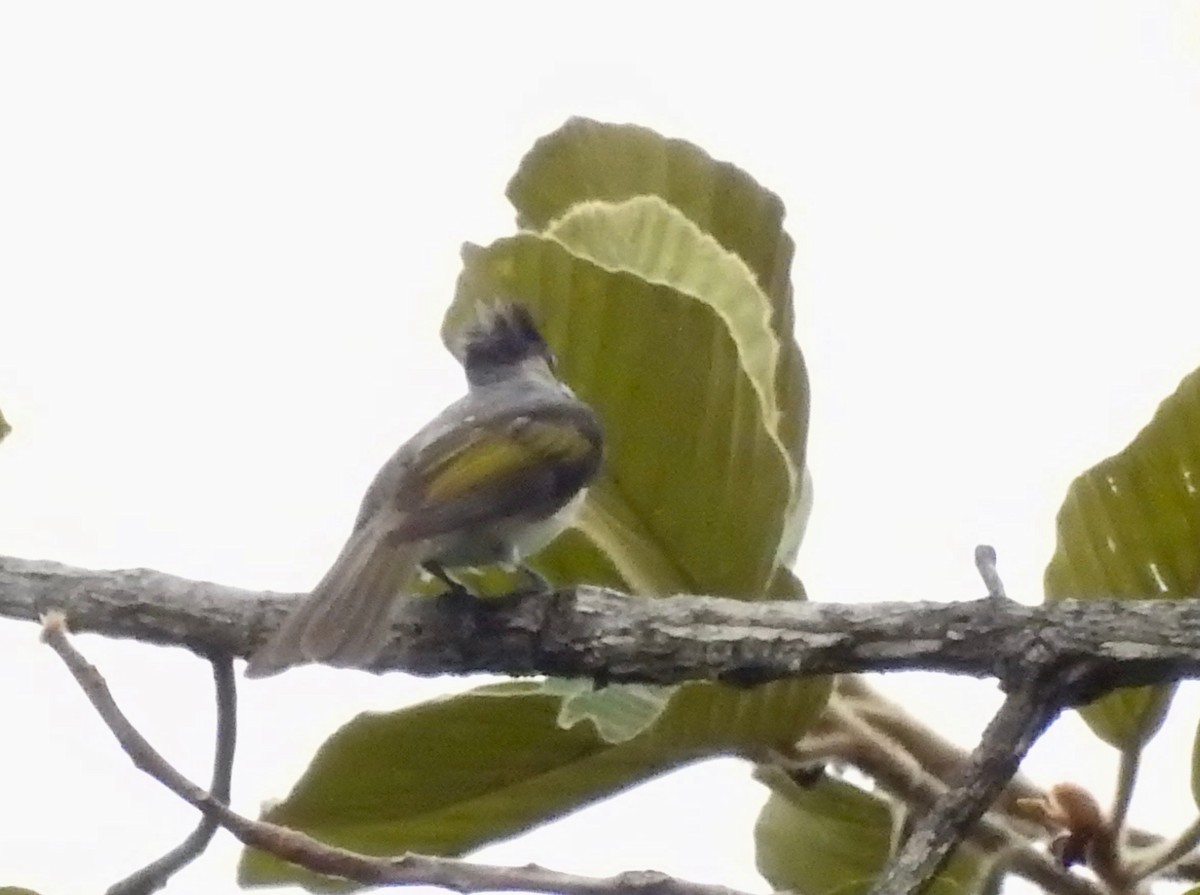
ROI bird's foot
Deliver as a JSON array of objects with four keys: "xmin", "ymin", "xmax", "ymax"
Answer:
[
  {"xmin": 423, "ymin": 561, "xmax": 476, "ymax": 605},
  {"xmin": 502, "ymin": 564, "xmax": 553, "ymax": 599}
]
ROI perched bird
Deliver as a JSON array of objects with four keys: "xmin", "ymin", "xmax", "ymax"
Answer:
[{"xmin": 245, "ymin": 302, "xmax": 603, "ymax": 677}]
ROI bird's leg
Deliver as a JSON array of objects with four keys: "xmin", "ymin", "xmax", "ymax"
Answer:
[
  {"xmin": 423, "ymin": 561, "xmax": 481, "ymax": 645},
  {"xmin": 423, "ymin": 561, "xmax": 474, "ymax": 603},
  {"xmin": 486, "ymin": 563, "xmax": 551, "ymax": 605},
  {"xmin": 514, "ymin": 563, "xmax": 552, "ymax": 596}
]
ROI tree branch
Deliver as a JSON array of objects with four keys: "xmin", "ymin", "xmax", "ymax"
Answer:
[
  {"xmin": 40, "ymin": 612, "xmax": 757, "ymax": 895},
  {"xmin": 795, "ymin": 689, "xmax": 1103, "ymax": 895},
  {"xmin": 834, "ymin": 677, "xmax": 1200, "ymax": 882},
  {"xmin": 869, "ymin": 676, "xmax": 1069, "ymax": 895},
  {"xmin": 6, "ymin": 553, "xmax": 1200, "ymax": 695},
  {"xmin": 18, "ymin": 553, "xmax": 1200, "ymax": 890}
]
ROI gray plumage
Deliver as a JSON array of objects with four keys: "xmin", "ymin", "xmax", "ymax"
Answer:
[{"xmin": 245, "ymin": 304, "xmax": 602, "ymax": 677}]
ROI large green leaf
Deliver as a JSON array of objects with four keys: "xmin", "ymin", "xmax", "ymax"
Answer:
[
  {"xmin": 508, "ymin": 118, "xmax": 810, "ymax": 562},
  {"xmin": 240, "ymin": 678, "xmax": 830, "ymax": 890},
  {"xmin": 508, "ymin": 117, "xmax": 796, "ymax": 326},
  {"xmin": 545, "ymin": 195, "xmax": 809, "ymax": 562},
  {"xmin": 754, "ymin": 768, "xmax": 991, "ymax": 895},
  {"xmin": 1045, "ymin": 365, "xmax": 1200, "ymax": 749},
  {"xmin": 445, "ymin": 233, "xmax": 795, "ymax": 598},
  {"xmin": 548, "ymin": 197, "xmax": 787, "ymax": 462}
]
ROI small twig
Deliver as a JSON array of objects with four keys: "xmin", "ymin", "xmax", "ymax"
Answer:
[
  {"xmin": 974, "ymin": 545, "xmax": 1006, "ymax": 600},
  {"xmin": 868, "ymin": 678, "xmax": 1065, "ymax": 895},
  {"xmin": 106, "ymin": 654, "xmax": 237, "ymax": 895},
  {"xmin": 40, "ymin": 612, "xmax": 756, "ymax": 895},
  {"xmin": 1128, "ymin": 815, "xmax": 1200, "ymax": 882}
]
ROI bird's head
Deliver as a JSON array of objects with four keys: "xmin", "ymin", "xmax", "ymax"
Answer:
[{"xmin": 460, "ymin": 302, "xmax": 557, "ymax": 387}]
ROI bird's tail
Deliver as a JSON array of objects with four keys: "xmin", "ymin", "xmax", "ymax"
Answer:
[{"xmin": 245, "ymin": 518, "xmax": 422, "ymax": 678}]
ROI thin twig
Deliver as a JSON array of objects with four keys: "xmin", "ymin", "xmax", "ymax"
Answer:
[
  {"xmin": 973, "ymin": 545, "xmax": 1006, "ymax": 600},
  {"xmin": 868, "ymin": 678, "xmax": 1066, "ymax": 895},
  {"xmin": 106, "ymin": 654, "xmax": 237, "ymax": 895},
  {"xmin": 1128, "ymin": 815, "xmax": 1200, "ymax": 882},
  {"xmin": 40, "ymin": 612, "xmax": 757, "ymax": 895}
]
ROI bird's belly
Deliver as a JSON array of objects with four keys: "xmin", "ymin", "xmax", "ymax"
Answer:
[{"xmin": 429, "ymin": 489, "xmax": 588, "ymax": 568}]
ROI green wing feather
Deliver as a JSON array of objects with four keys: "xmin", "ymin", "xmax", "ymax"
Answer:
[{"xmin": 422, "ymin": 418, "xmax": 598, "ymax": 505}]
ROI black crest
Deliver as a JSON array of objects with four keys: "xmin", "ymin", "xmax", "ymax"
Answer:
[{"xmin": 462, "ymin": 303, "xmax": 552, "ymax": 379}]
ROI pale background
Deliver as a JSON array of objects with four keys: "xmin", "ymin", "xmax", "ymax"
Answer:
[{"xmin": 3, "ymin": 2, "xmax": 1200, "ymax": 893}]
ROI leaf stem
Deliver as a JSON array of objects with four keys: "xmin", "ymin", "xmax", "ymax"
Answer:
[{"xmin": 1110, "ymin": 745, "xmax": 1140, "ymax": 842}]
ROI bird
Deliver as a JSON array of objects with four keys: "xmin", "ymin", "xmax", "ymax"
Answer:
[{"xmin": 245, "ymin": 302, "xmax": 603, "ymax": 677}]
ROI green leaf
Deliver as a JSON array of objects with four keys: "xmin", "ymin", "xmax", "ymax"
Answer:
[
  {"xmin": 0, "ymin": 406, "xmax": 10, "ymax": 445},
  {"xmin": 240, "ymin": 678, "xmax": 831, "ymax": 890},
  {"xmin": 538, "ymin": 678, "xmax": 675, "ymax": 744},
  {"xmin": 1072, "ymin": 683, "xmax": 1174, "ymax": 754},
  {"xmin": 1045, "ymin": 365, "xmax": 1200, "ymax": 749},
  {"xmin": 545, "ymin": 195, "xmax": 809, "ymax": 562},
  {"xmin": 509, "ymin": 118, "xmax": 810, "ymax": 562},
  {"xmin": 508, "ymin": 117, "xmax": 797, "ymax": 324},
  {"xmin": 754, "ymin": 767, "xmax": 991, "ymax": 895},
  {"xmin": 446, "ymin": 233, "xmax": 796, "ymax": 598}
]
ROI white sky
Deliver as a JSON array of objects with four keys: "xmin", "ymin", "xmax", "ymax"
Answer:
[{"xmin": 3, "ymin": 2, "xmax": 1200, "ymax": 893}]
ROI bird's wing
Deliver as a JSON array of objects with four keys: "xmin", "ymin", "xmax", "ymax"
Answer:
[{"xmin": 393, "ymin": 405, "xmax": 602, "ymax": 541}]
